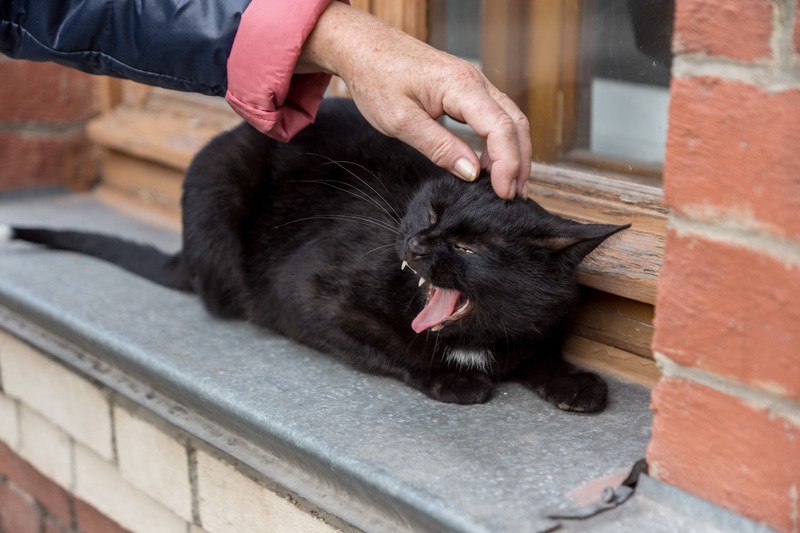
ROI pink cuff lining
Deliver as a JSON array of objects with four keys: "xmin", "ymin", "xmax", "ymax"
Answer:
[
  {"xmin": 226, "ymin": 73, "xmax": 331, "ymax": 142},
  {"xmin": 225, "ymin": 0, "xmax": 341, "ymax": 141}
]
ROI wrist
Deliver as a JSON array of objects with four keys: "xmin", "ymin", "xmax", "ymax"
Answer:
[{"xmin": 297, "ymin": 1, "xmax": 355, "ymax": 76}]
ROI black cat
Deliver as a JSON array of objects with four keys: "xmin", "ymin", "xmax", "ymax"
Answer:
[{"xmin": 5, "ymin": 98, "xmax": 628, "ymax": 412}]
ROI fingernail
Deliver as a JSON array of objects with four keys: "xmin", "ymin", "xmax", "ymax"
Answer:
[
  {"xmin": 454, "ymin": 158, "xmax": 478, "ymax": 182},
  {"xmin": 506, "ymin": 182, "xmax": 517, "ymax": 200},
  {"xmin": 518, "ymin": 181, "xmax": 528, "ymax": 200}
]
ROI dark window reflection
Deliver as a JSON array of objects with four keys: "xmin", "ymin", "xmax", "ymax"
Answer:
[{"xmin": 576, "ymin": 0, "xmax": 675, "ymax": 165}]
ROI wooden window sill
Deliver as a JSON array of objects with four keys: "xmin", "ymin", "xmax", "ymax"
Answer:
[{"xmin": 528, "ymin": 163, "xmax": 666, "ymax": 305}]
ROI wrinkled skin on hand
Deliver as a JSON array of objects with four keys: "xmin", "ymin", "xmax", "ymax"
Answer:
[{"xmin": 298, "ymin": 1, "xmax": 532, "ymax": 200}]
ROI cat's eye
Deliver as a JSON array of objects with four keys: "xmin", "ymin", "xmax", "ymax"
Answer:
[
  {"xmin": 428, "ymin": 209, "xmax": 437, "ymax": 225},
  {"xmin": 454, "ymin": 243, "xmax": 475, "ymax": 254}
]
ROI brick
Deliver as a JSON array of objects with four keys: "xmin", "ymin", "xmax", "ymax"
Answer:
[
  {"xmin": 114, "ymin": 406, "xmax": 192, "ymax": 521},
  {"xmin": 197, "ymin": 451, "xmax": 338, "ymax": 533},
  {"xmin": 0, "ymin": 130, "xmax": 96, "ymax": 192},
  {"xmin": 0, "ymin": 441, "xmax": 73, "ymax": 527},
  {"xmin": 0, "ymin": 332, "xmax": 114, "ymax": 460},
  {"xmin": 74, "ymin": 497, "xmax": 132, "ymax": 533},
  {"xmin": 648, "ymin": 378, "xmax": 800, "ymax": 532},
  {"xmin": 0, "ymin": 393, "xmax": 19, "ymax": 448},
  {"xmin": 73, "ymin": 443, "xmax": 187, "ymax": 533},
  {"xmin": 665, "ymin": 78, "xmax": 800, "ymax": 239},
  {"xmin": 653, "ymin": 232, "xmax": 800, "ymax": 398},
  {"xmin": 0, "ymin": 481, "xmax": 42, "ymax": 533},
  {"xmin": 673, "ymin": 0, "xmax": 772, "ymax": 60},
  {"xmin": 0, "ymin": 61, "xmax": 96, "ymax": 123},
  {"xmin": 18, "ymin": 405, "xmax": 73, "ymax": 489}
]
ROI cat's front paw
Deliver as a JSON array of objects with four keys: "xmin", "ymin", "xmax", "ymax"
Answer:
[
  {"xmin": 535, "ymin": 371, "xmax": 608, "ymax": 413},
  {"xmin": 416, "ymin": 371, "xmax": 495, "ymax": 405}
]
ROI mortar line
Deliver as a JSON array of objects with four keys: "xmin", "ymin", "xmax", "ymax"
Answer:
[
  {"xmin": 669, "ymin": 214, "xmax": 800, "ymax": 269},
  {"xmin": 187, "ymin": 445, "xmax": 202, "ymax": 528},
  {"xmin": 0, "ymin": 122, "xmax": 87, "ymax": 135},
  {"xmin": 13, "ymin": 398, "xmax": 21, "ymax": 450},
  {"xmin": 68, "ymin": 436, "xmax": 77, "ymax": 493},
  {"xmin": 771, "ymin": 0, "xmax": 796, "ymax": 69},
  {"xmin": 108, "ymin": 393, "xmax": 119, "ymax": 466},
  {"xmin": 672, "ymin": 55, "xmax": 800, "ymax": 91},
  {"xmin": 655, "ymin": 353, "xmax": 800, "ymax": 426}
]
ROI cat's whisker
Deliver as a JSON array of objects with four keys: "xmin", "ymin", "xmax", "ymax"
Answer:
[
  {"xmin": 291, "ymin": 179, "xmax": 400, "ymax": 224},
  {"xmin": 328, "ymin": 159, "xmax": 401, "ymax": 211},
  {"xmin": 431, "ymin": 334, "xmax": 442, "ymax": 366},
  {"xmin": 329, "ymin": 158, "xmax": 387, "ymax": 190},
  {"xmin": 324, "ymin": 161, "xmax": 402, "ymax": 222},
  {"xmin": 499, "ymin": 316, "xmax": 511, "ymax": 346},
  {"xmin": 274, "ymin": 215, "xmax": 400, "ymax": 235},
  {"xmin": 300, "ymin": 179, "xmax": 394, "ymax": 219},
  {"xmin": 304, "ymin": 153, "xmax": 402, "ymax": 222},
  {"xmin": 360, "ymin": 243, "xmax": 396, "ymax": 257}
]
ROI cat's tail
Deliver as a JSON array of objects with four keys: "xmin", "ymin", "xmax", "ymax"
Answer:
[{"xmin": 1, "ymin": 224, "xmax": 192, "ymax": 292}]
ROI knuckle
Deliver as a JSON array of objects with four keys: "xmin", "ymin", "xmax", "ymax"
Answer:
[
  {"xmin": 494, "ymin": 113, "xmax": 518, "ymax": 136},
  {"xmin": 428, "ymin": 139, "xmax": 455, "ymax": 165},
  {"xmin": 445, "ymin": 62, "xmax": 483, "ymax": 86},
  {"xmin": 382, "ymin": 108, "xmax": 412, "ymax": 136},
  {"xmin": 382, "ymin": 121, "xmax": 401, "ymax": 137}
]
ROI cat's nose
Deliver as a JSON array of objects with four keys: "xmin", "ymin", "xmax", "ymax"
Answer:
[{"xmin": 407, "ymin": 236, "xmax": 430, "ymax": 258}]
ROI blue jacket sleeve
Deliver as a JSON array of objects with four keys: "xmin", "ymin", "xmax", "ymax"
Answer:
[{"xmin": 0, "ymin": 0, "xmax": 252, "ymax": 96}]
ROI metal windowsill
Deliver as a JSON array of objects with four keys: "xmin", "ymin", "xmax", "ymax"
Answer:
[{"xmin": 0, "ymin": 191, "xmax": 655, "ymax": 533}]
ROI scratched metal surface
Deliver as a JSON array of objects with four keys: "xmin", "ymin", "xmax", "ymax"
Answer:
[{"xmin": 0, "ymin": 192, "xmax": 654, "ymax": 533}]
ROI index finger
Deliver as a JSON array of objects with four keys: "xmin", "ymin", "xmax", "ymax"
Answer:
[
  {"xmin": 442, "ymin": 87, "xmax": 521, "ymax": 199},
  {"xmin": 486, "ymin": 85, "xmax": 532, "ymax": 198}
]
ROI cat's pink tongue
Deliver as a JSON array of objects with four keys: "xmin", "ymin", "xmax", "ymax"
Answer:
[{"xmin": 412, "ymin": 287, "xmax": 461, "ymax": 333}]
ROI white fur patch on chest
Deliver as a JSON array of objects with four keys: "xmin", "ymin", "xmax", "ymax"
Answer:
[{"xmin": 445, "ymin": 348, "xmax": 493, "ymax": 372}]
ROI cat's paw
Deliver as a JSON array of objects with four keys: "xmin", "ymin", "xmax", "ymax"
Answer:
[
  {"xmin": 535, "ymin": 371, "xmax": 608, "ymax": 413},
  {"xmin": 417, "ymin": 371, "xmax": 495, "ymax": 405}
]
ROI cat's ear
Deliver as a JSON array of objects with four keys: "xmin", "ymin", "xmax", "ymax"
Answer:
[{"xmin": 533, "ymin": 222, "xmax": 630, "ymax": 269}]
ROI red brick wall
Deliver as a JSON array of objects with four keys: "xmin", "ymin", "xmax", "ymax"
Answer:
[
  {"xmin": 0, "ymin": 442, "xmax": 129, "ymax": 533},
  {"xmin": 0, "ymin": 58, "xmax": 98, "ymax": 192},
  {"xmin": 649, "ymin": 1, "xmax": 800, "ymax": 531}
]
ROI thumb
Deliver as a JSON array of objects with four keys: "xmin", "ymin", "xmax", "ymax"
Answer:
[{"xmin": 395, "ymin": 110, "xmax": 480, "ymax": 182}]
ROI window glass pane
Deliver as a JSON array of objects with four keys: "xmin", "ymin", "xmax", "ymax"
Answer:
[
  {"xmin": 429, "ymin": 0, "xmax": 484, "ymax": 141},
  {"xmin": 428, "ymin": 0, "xmax": 674, "ymax": 175},
  {"xmin": 440, "ymin": 0, "xmax": 482, "ymax": 62},
  {"xmin": 575, "ymin": 0, "xmax": 674, "ymax": 166}
]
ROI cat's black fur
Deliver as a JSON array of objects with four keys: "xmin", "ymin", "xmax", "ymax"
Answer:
[{"xmin": 8, "ymin": 98, "xmax": 628, "ymax": 412}]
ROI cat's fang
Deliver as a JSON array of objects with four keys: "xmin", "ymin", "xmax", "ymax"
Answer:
[
  {"xmin": 418, "ymin": 277, "xmax": 426, "ymax": 287},
  {"xmin": 401, "ymin": 260, "xmax": 418, "ymax": 274},
  {"xmin": 430, "ymin": 324, "xmax": 444, "ymax": 332}
]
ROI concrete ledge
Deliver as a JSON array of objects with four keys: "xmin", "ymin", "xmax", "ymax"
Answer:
[{"xmin": 0, "ymin": 192, "xmax": 654, "ymax": 532}]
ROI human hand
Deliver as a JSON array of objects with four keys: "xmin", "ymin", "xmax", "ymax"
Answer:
[{"xmin": 298, "ymin": 2, "xmax": 531, "ymax": 200}]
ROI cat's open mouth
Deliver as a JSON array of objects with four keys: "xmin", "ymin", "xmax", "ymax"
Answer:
[{"xmin": 403, "ymin": 261, "xmax": 471, "ymax": 333}]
